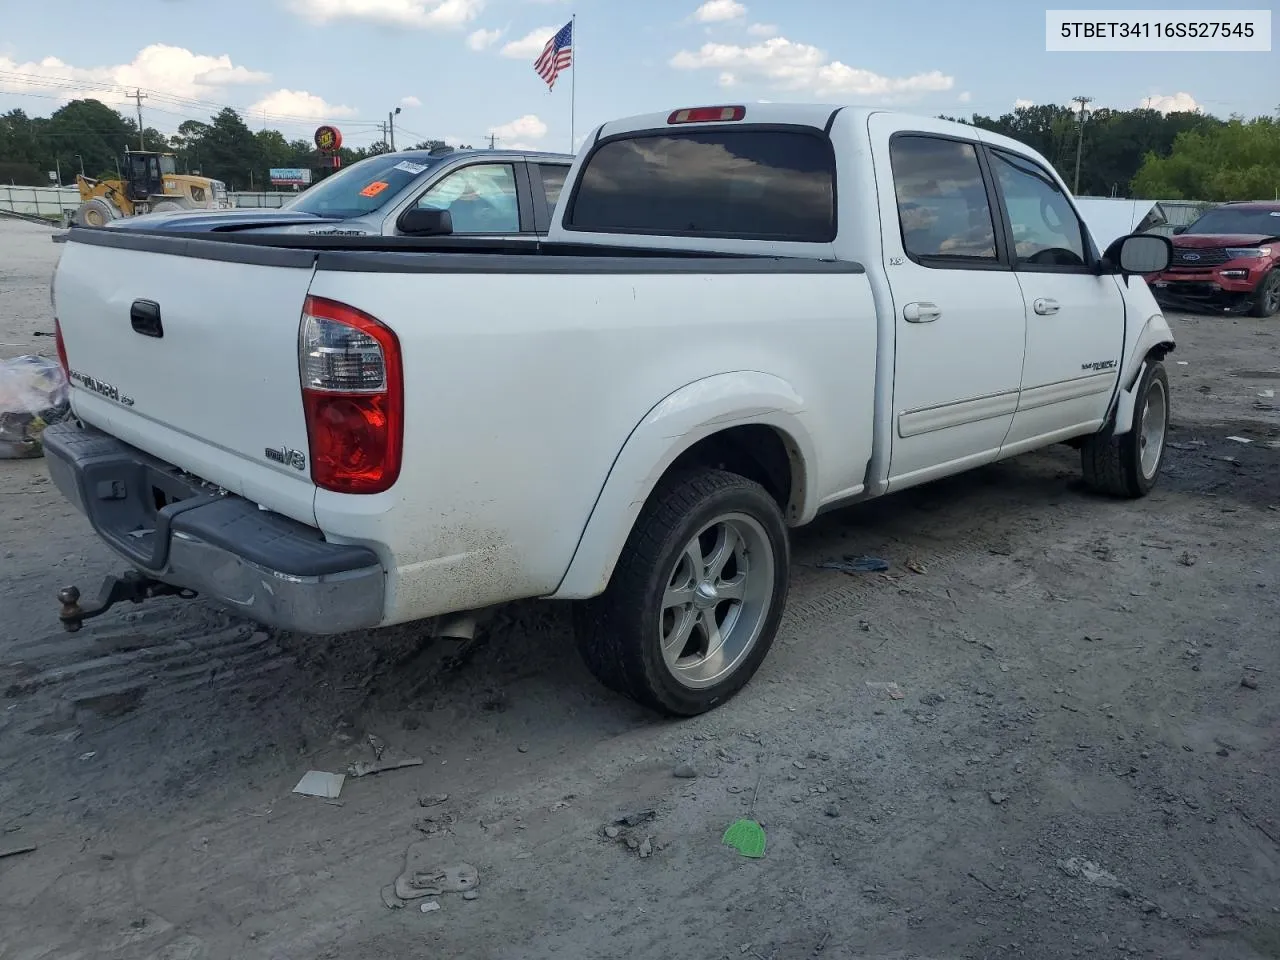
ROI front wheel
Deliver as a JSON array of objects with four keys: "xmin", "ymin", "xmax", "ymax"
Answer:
[
  {"xmin": 574, "ymin": 468, "xmax": 790, "ymax": 716},
  {"xmin": 1081, "ymin": 360, "xmax": 1170, "ymax": 498}
]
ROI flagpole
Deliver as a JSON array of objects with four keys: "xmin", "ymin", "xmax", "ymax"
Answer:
[{"xmin": 570, "ymin": 13, "xmax": 577, "ymax": 152}]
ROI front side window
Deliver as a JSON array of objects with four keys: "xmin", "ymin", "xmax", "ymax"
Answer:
[
  {"xmin": 417, "ymin": 163, "xmax": 520, "ymax": 233},
  {"xmin": 991, "ymin": 150, "xmax": 1088, "ymax": 268},
  {"xmin": 568, "ymin": 129, "xmax": 835, "ymax": 241},
  {"xmin": 889, "ymin": 135, "xmax": 997, "ymax": 262}
]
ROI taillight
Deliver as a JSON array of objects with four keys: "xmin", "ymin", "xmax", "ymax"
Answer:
[
  {"xmin": 54, "ymin": 318, "xmax": 70, "ymax": 379},
  {"xmin": 299, "ymin": 295, "xmax": 403, "ymax": 494},
  {"xmin": 667, "ymin": 105, "xmax": 746, "ymax": 124}
]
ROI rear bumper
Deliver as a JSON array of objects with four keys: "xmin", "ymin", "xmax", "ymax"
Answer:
[{"xmin": 43, "ymin": 421, "xmax": 385, "ymax": 634}]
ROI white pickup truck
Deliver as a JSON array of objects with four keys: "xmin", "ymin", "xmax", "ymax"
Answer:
[{"xmin": 46, "ymin": 103, "xmax": 1175, "ymax": 716}]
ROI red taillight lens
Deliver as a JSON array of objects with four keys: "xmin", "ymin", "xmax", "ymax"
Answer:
[
  {"xmin": 299, "ymin": 295, "xmax": 403, "ymax": 495},
  {"xmin": 53, "ymin": 318, "xmax": 70, "ymax": 379},
  {"xmin": 667, "ymin": 105, "xmax": 746, "ymax": 124}
]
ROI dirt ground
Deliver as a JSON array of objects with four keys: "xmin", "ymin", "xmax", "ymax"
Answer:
[{"xmin": 1, "ymin": 216, "xmax": 1277, "ymax": 960}]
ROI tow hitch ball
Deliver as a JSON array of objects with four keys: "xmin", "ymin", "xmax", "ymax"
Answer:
[{"xmin": 57, "ymin": 572, "xmax": 197, "ymax": 632}]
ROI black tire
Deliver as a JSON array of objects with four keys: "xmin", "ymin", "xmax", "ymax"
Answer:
[
  {"xmin": 1081, "ymin": 360, "xmax": 1170, "ymax": 498},
  {"xmin": 1249, "ymin": 271, "xmax": 1280, "ymax": 319},
  {"xmin": 574, "ymin": 468, "xmax": 790, "ymax": 716}
]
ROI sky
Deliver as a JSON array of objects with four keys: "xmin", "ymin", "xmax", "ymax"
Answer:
[{"xmin": 0, "ymin": 0, "xmax": 1275, "ymax": 156}]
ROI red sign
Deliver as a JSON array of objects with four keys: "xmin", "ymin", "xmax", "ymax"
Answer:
[{"xmin": 314, "ymin": 125, "xmax": 343, "ymax": 151}]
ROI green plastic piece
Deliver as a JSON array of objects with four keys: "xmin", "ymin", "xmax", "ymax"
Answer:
[{"xmin": 722, "ymin": 818, "xmax": 766, "ymax": 858}]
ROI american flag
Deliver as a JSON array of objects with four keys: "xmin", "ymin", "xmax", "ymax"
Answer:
[{"xmin": 534, "ymin": 20, "xmax": 573, "ymax": 91}]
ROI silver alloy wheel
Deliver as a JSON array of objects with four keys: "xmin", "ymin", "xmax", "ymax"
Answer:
[
  {"xmin": 658, "ymin": 512, "xmax": 775, "ymax": 690},
  {"xmin": 1139, "ymin": 376, "xmax": 1168, "ymax": 480}
]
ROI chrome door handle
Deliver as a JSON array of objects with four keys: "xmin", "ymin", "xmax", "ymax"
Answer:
[
  {"xmin": 1033, "ymin": 298, "xmax": 1060, "ymax": 316},
  {"xmin": 903, "ymin": 301, "xmax": 941, "ymax": 323}
]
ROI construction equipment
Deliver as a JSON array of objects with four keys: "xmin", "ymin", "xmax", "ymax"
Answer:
[{"xmin": 73, "ymin": 151, "xmax": 230, "ymax": 227}]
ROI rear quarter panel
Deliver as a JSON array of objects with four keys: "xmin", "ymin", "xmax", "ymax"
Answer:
[{"xmin": 305, "ymin": 263, "xmax": 878, "ymax": 623}]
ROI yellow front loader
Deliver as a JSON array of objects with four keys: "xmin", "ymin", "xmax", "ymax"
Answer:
[{"xmin": 74, "ymin": 151, "xmax": 230, "ymax": 227}]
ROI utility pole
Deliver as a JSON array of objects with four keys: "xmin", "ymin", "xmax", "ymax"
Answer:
[
  {"xmin": 487, "ymin": 133, "xmax": 499, "ymax": 150},
  {"xmin": 1071, "ymin": 95, "xmax": 1092, "ymax": 195},
  {"xmin": 132, "ymin": 89, "xmax": 148, "ymax": 151},
  {"xmin": 380, "ymin": 121, "xmax": 389, "ymax": 152},
  {"xmin": 388, "ymin": 106, "xmax": 401, "ymax": 151}
]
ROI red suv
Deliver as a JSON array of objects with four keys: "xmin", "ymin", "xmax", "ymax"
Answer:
[{"xmin": 1148, "ymin": 201, "xmax": 1280, "ymax": 318}]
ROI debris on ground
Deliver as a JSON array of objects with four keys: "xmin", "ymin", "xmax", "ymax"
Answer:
[
  {"xmin": 418, "ymin": 793, "xmax": 449, "ymax": 807},
  {"xmin": 988, "ymin": 791, "xmax": 1010, "ymax": 805},
  {"xmin": 292, "ymin": 770, "xmax": 345, "ymax": 799},
  {"xmin": 462, "ymin": 890, "xmax": 479, "ymax": 901},
  {"xmin": 906, "ymin": 560, "xmax": 928, "ymax": 575},
  {"xmin": 818, "ymin": 555, "xmax": 890, "ymax": 574},
  {"xmin": 866, "ymin": 681, "xmax": 905, "ymax": 701},
  {"xmin": 394, "ymin": 863, "xmax": 479, "ymax": 901},
  {"xmin": 722, "ymin": 818, "xmax": 767, "ymax": 859},
  {"xmin": 347, "ymin": 739, "xmax": 424, "ymax": 778},
  {"xmin": 1241, "ymin": 676, "xmax": 1259, "ymax": 690},
  {"xmin": 0, "ymin": 355, "xmax": 70, "ymax": 459},
  {"xmin": 1226, "ymin": 436, "xmax": 1254, "ymax": 445},
  {"xmin": 1177, "ymin": 552, "xmax": 1197, "ymax": 567},
  {"xmin": 1057, "ymin": 857, "xmax": 1129, "ymax": 895},
  {"xmin": 616, "ymin": 809, "xmax": 657, "ymax": 828},
  {"xmin": 419, "ymin": 901, "xmax": 441, "ymax": 913},
  {"xmin": 673, "ymin": 763, "xmax": 698, "ymax": 779},
  {"xmin": 0, "ymin": 844, "xmax": 37, "ymax": 860},
  {"xmin": 413, "ymin": 810, "xmax": 457, "ymax": 836}
]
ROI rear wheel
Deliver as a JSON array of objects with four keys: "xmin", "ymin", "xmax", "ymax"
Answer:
[
  {"xmin": 1249, "ymin": 271, "xmax": 1280, "ymax": 319},
  {"xmin": 1081, "ymin": 360, "xmax": 1169, "ymax": 498},
  {"xmin": 574, "ymin": 468, "xmax": 790, "ymax": 716},
  {"xmin": 74, "ymin": 198, "xmax": 117, "ymax": 227}
]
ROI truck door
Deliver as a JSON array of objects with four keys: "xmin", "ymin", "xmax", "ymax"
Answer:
[
  {"xmin": 981, "ymin": 145, "xmax": 1125, "ymax": 450},
  {"xmin": 868, "ymin": 117, "xmax": 1028, "ymax": 489}
]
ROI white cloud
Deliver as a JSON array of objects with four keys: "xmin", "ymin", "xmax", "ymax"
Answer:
[
  {"xmin": 286, "ymin": 0, "xmax": 482, "ymax": 29},
  {"xmin": 746, "ymin": 22, "xmax": 777, "ymax": 37},
  {"xmin": 1144, "ymin": 92, "xmax": 1200, "ymax": 114},
  {"xmin": 248, "ymin": 89, "xmax": 357, "ymax": 120},
  {"xmin": 1014, "ymin": 98, "xmax": 1036, "ymax": 109},
  {"xmin": 670, "ymin": 37, "xmax": 954, "ymax": 100},
  {"xmin": 718, "ymin": 72, "xmax": 738, "ymax": 88},
  {"xmin": 467, "ymin": 27, "xmax": 503, "ymax": 49},
  {"xmin": 958, "ymin": 91, "xmax": 972, "ymax": 103},
  {"xmin": 694, "ymin": 0, "xmax": 746, "ymax": 22},
  {"xmin": 0, "ymin": 44, "xmax": 269, "ymax": 105},
  {"xmin": 501, "ymin": 25, "xmax": 557, "ymax": 58},
  {"xmin": 489, "ymin": 113, "xmax": 548, "ymax": 143},
  {"xmin": 400, "ymin": 95, "xmax": 422, "ymax": 107}
]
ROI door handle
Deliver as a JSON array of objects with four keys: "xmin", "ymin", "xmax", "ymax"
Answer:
[
  {"xmin": 903, "ymin": 301, "xmax": 941, "ymax": 323},
  {"xmin": 1033, "ymin": 297, "xmax": 1060, "ymax": 316},
  {"xmin": 130, "ymin": 299, "xmax": 163, "ymax": 338}
]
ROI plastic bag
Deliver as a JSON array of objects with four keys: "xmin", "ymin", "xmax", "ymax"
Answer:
[{"xmin": 0, "ymin": 355, "xmax": 70, "ymax": 459}]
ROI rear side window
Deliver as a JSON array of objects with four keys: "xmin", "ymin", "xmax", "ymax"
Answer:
[
  {"xmin": 890, "ymin": 135, "xmax": 997, "ymax": 262},
  {"xmin": 567, "ymin": 129, "xmax": 836, "ymax": 241},
  {"xmin": 537, "ymin": 164, "xmax": 569, "ymax": 209}
]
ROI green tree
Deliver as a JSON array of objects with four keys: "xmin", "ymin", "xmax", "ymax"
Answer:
[
  {"xmin": 43, "ymin": 99, "xmax": 133, "ymax": 181},
  {"xmin": 1132, "ymin": 117, "xmax": 1280, "ymax": 200}
]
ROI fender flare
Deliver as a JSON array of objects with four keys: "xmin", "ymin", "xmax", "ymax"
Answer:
[
  {"xmin": 550, "ymin": 371, "xmax": 818, "ymax": 600},
  {"xmin": 1112, "ymin": 313, "xmax": 1175, "ymax": 437}
]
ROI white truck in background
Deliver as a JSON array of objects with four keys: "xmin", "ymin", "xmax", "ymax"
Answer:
[{"xmin": 46, "ymin": 103, "xmax": 1175, "ymax": 716}]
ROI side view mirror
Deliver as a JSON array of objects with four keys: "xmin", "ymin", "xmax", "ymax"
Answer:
[
  {"xmin": 1171, "ymin": 225, "xmax": 1187, "ymax": 235},
  {"xmin": 1103, "ymin": 233, "xmax": 1172, "ymax": 279},
  {"xmin": 397, "ymin": 207, "xmax": 453, "ymax": 236}
]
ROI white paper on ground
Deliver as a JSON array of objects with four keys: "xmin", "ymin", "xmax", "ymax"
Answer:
[{"xmin": 293, "ymin": 770, "xmax": 345, "ymax": 799}]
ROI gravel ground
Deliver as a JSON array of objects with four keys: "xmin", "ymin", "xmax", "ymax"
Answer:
[{"xmin": 1, "ymin": 218, "xmax": 1278, "ymax": 960}]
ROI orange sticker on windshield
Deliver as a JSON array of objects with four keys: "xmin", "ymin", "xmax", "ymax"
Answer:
[{"xmin": 359, "ymin": 180, "xmax": 390, "ymax": 198}]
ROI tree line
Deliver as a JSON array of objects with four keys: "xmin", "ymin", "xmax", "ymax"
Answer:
[
  {"xmin": 0, "ymin": 98, "xmax": 469, "ymax": 191},
  {"xmin": 1, "ymin": 97, "xmax": 1276, "ymax": 200},
  {"xmin": 941, "ymin": 103, "xmax": 1278, "ymax": 201}
]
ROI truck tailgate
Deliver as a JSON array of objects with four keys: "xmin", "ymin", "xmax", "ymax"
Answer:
[{"xmin": 53, "ymin": 235, "xmax": 319, "ymax": 525}]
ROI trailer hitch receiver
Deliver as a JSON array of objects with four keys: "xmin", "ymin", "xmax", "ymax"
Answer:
[{"xmin": 57, "ymin": 572, "xmax": 197, "ymax": 632}]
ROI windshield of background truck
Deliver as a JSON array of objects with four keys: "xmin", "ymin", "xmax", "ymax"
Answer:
[
  {"xmin": 288, "ymin": 154, "xmax": 444, "ymax": 218},
  {"xmin": 1184, "ymin": 207, "xmax": 1280, "ymax": 237}
]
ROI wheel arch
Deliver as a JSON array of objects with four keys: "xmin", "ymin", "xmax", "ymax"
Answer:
[
  {"xmin": 550, "ymin": 371, "xmax": 818, "ymax": 600},
  {"xmin": 1112, "ymin": 313, "xmax": 1176, "ymax": 436}
]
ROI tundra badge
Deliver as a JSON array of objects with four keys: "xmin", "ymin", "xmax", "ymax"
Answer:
[{"xmin": 265, "ymin": 445, "xmax": 306, "ymax": 471}]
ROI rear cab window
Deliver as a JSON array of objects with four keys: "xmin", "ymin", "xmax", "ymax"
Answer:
[
  {"xmin": 288, "ymin": 154, "xmax": 443, "ymax": 219},
  {"xmin": 565, "ymin": 128, "xmax": 836, "ymax": 242}
]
